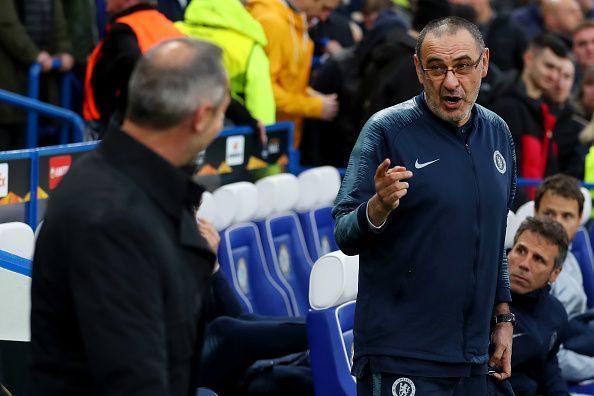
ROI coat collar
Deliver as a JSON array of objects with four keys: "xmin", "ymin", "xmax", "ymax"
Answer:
[{"xmin": 99, "ymin": 124, "xmax": 204, "ymax": 222}]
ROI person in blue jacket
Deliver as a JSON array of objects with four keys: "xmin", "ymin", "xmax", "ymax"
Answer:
[
  {"xmin": 507, "ymin": 216, "xmax": 570, "ymax": 396},
  {"xmin": 333, "ymin": 16, "xmax": 517, "ymax": 395}
]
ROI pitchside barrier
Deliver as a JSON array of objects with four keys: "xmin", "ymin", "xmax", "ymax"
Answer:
[{"xmin": 0, "ymin": 122, "xmax": 296, "ymax": 229}]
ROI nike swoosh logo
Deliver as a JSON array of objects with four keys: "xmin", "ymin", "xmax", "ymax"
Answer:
[
  {"xmin": 414, "ymin": 158, "xmax": 440, "ymax": 169},
  {"xmin": 512, "ymin": 333, "xmax": 526, "ymax": 339}
]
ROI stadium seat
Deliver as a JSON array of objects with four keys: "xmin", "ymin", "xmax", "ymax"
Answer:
[
  {"xmin": 308, "ymin": 251, "xmax": 358, "ymax": 396},
  {"xmin": 0, "ymin": 250, "xmax": 32, "ymax": 342},
  {"xmin": 211, "ymin": 182, "xmax": 258, "ymax": 230},
  {"xmin": 218, "ymin": 222, "xmax": 295, "ymax": 316},
  {"xmin": 253, "ymin": 174, "xmax": 314, "ymax": 315},
  {"xmin": 571, "ymin": 227, "xmax": 594, "ymax": 309},
  {"xmin": 515, "ymin": 200, "xmax": 534, "ymax": 224},
  {"xmin": 295, "ymin": 167, "xmax": 341, "ymax": 260},
  {"xmin": 195, "ymin": 191, "xmax": 217, "ymax": 224},
  {"xmin": 568, "ymin": 380, "xmax": 594, "ymax": 395},
  {"xmin": 260, "ymin": 211, "xmax": 314, "ymax": 316},
  {"xmin": 505, "ymin": 210, "xmax": 518, "ymax": 249},
  {"xmin": 309, "ymin": 251, "xmax": 358, "ymax": 310},
  {"xmin": 0, "ymin": 222, "xmax": 35, "ymax": 259},
  {"xmin": 210, "ymin": 182, "xmax": 295, "ymax": 316},
  {"xmin": 580, "ymin": 187, "xmax": 592, "ymax": 225}
]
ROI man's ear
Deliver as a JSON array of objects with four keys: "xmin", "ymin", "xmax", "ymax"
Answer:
[
  {"xmin": 523, "ymin": 50, "xmax": 533, "ymax": 68},
  {"xmin": 192, "ymin": 103, "xmax": 213, "ymax": 135},
  {"xmin": 548, "ymin": 266, "xmax": 562, "ymax": 284},
  {"xmin": 413, "ymin": 54, "xmax": 424, "ymax": 85},
  {"xmin": 481, "ymin": 47, "xmax": 490, "ymax": 78}
]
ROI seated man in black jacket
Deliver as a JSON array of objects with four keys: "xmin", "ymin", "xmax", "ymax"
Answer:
[{"xmin": 507, "ymin": 216, "xmax": 570, "ymax": 396}]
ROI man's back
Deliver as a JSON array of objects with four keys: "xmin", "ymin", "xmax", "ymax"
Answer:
[{"xmin": 30, "ymin": 128, "xmax": 215, "ymax": 395}]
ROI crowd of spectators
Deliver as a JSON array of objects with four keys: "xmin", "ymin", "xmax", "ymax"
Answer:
[{"xmin": 4, "ymin": 0, "xmax": 594, "ymax": 394}]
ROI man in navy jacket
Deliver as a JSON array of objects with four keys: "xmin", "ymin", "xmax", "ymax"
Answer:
[
  {"xmin": 333, "ymin": 16, "xmax": 516, "ymax": 395},
  {"xmin": 507, "ymin": 217, "xmax": 570, "ymax": 396}
]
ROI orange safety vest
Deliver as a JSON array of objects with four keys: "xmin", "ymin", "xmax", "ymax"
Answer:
[{"xmin": 83, "ymin": 10, "xmax": 185, "ymax": 121}]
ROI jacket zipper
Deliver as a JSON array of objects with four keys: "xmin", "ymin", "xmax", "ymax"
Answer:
[{"xmin": 461, "ymin": 128, "xmax": 481, "ymax": 357}]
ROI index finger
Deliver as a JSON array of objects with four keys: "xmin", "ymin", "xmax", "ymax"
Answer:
[{"xmin": 375, "ymin": 158, "xmax": 391, "ymax": 179}]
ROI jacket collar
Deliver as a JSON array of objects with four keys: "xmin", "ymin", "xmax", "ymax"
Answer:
[
  {"xmin": 416, "ymin": 93, "xmax": 478, "ymax": 135},
  {"xmin": 511, "ymin": 286, "xmax": 550, "ymax": 310},
  {"xmin": 99, "ymin": 123, "xmax": 204, "ymax": 221}
]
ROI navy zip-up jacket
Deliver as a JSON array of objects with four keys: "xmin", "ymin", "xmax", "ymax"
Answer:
[
  {"xmin": 333, "ymin": 94, "xmax": 516, "ymax": 375},
  {"xmin": 509, "ymin": 288, "xmax": 569, "ymax": 396}
]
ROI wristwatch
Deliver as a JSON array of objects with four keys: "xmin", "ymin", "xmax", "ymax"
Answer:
[{"xmin": 492, "ymin": 313, "xmax": 516, "ymax": 327}]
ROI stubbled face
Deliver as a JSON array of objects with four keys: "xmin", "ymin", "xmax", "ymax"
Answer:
[
  {"xmin": 573, "ymin": 27, "xmax": 594, "ymax": 69},
  {"xmin": 414, "ymin": 29, "xmax": 488, "ymax": 127},
  {"xmin": 547, "ymin": 59, "xmax": 575, "ymax": 104},
  {"xmin": 508, "ymin": 230, "xmax": 561, "ymax": 294},
  {"xmin": 526, "ymin": 48, "xmax": 566, "ymax": 94},
  {"xmin": 536, "ymin": 190, "xmax": 581, "ymax": 241}
]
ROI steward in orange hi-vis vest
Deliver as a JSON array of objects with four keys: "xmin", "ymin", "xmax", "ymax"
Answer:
[{"xmin": 83, "ymin": 4, "xmax": 184, "ymax": 127}]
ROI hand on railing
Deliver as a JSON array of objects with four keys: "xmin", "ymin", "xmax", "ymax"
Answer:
[
  {"xmin": 34, "ymin": 52, "xmax": 74, "ymax": 73},
  {"xmin": 55, "ymin": 53, "xmax": 74, "ymax": 72},
  {"xmin": 36, "ymin": 51, "xmax": 53, "ymax": 72}
]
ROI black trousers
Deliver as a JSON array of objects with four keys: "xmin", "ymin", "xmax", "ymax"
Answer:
[{"xmin": 357, "ymin": 372, "xmax": 515, "ymax": 396}]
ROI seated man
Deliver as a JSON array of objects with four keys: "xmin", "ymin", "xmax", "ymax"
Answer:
[
  {"xmin": 534, "ymin": 174, "xmax": 594, "ymax": 382},
  {"xmin": 507, "ymin": 217, "xmax": 570, "ymax": 396}
]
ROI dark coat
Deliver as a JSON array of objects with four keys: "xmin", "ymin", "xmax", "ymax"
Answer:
[
  {"xmin": 87, "ymin": 4, "xmax": 148, "ymax": 127},
  {"xmin": 29, "ymin": 124, "xmax": 215, "ymax": 395},
  {"xmin": 489, "ymin": 72, "xmax": 559, "ymax": 183},
  {"xmin": 0, "ymin": 0, "xmax": 71, "ymax": 125},
  {"xmin": 510, "ymin": 288, "xmax": 569, "ymax": 396},
  {"xmin": 552, "ymin": 103, "xmax": 588, "ymax": 179},
  {"xmin": 482, "ymin": 12, "xmax": 528, "ymax": 73}
]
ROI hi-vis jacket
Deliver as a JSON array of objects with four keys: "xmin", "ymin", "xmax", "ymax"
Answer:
[
  {"xmin": 83, "ymin": 6, "xmax": 184, "ymax": 122},
  {"xmin": 333, "ymin": 94, "xmax": 517, "ymax": 375},
  {"xmin": 176, "ymin": 0, "xmax": 275, "ymax": 124}
]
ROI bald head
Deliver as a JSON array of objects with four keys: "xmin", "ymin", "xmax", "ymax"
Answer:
[
  {"xmin": 542, "ymin": 0, "xmax": 583, "ymax": 35},
  {"xmin": 126, "ymin": 38, "xmax": 227, "ymax": 130}
]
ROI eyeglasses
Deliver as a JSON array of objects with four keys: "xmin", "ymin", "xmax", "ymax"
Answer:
[{"xmin": 420, "ymin": 52, "xmax": 484, "ymax": 80}]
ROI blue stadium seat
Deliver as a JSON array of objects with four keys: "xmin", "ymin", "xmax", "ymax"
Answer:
[
  {"xmin": 572, "ymin": 227, "xmax": 594, "ymax": 309},
  {"xmin": 569, "ymin": 381, "xmax": 594, "ymax": 395},
  {"xmin": 258, "ymin": 213, "xmax": 314, "ymax": 316},
  {"xmin": 307, "ymin": 301, "xmax": 356, "ymax": 396},
  {"xmin": 298, "ymin": 205, "xmax": 338, "ymax": 261},
  {"xmin": 295, "ymin": 166, "xmax": 341, "ymax": 260},
  {"xmin": 218, "ymin": 223, "xmax": 295, "ymax": 316}
]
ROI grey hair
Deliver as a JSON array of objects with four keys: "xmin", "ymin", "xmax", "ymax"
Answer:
[
  {"xmin": 415, "ymin": 16, "xmax": 485, "ymax": 60},
  {"xmin": 513, "ymin": 217, "xmax": 569, "ymax": 270},
  {"xmin": 126, "ymin": 37, "xmax": 227, "ymax": 130}
]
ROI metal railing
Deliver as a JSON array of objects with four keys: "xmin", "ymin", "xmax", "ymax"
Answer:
[
  {"xmin": 26, "ymin": 60, "xmax": 82, "ymax": 148},
  {"xmin": 0, "ymin": 89, "xmax": 84, "ymax": 148}
]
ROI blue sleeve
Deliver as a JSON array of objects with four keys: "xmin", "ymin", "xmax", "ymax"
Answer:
[
  {"xmin": 496, "ymin": 121, "xmax": 517, "ymax": 304},
  {"xmin": 332, "ymin": 115, "xmax": 389, "ymax": 255}
]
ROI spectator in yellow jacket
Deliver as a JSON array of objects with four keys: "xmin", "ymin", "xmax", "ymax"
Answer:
[
  {"xmin": 247, "ymin": 0, "xmax": 340, "ymax": 149},
  {"xmin": 177, "ymin": 0, "xmax": 275, "ymax": 126}
]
